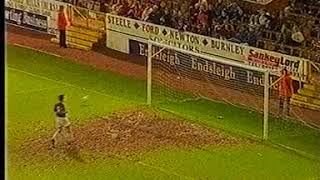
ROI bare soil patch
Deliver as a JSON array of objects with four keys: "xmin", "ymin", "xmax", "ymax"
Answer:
[{"xmin": 20, "ymin": 109, "xmax": 247, "ymax": 162}]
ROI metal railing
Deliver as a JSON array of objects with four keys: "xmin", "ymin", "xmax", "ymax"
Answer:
[
  {"xmin": 309, "ymin": 61, "xmax": 320, "ymax": 85},
  {"xmin": 241, "ymin": 0, "xmax": 274, "ymax": 5},
  {"xmin": 257, "ymin": 39, "xmax": 320, "ymax": 63},
  {"xmin": 69, "ymin": 4, "xmax": 105, "ymax": 32},
  {"xmin": 287, "ymin": 12, "xmax": 320, "ymax": 24}
]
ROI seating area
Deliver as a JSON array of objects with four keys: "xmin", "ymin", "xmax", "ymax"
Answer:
[{"xmin": 58, "ymin": 0, "xmax": 320, "ymax": 63}]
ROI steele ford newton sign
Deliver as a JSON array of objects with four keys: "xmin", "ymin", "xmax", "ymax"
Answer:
[{"xmin": 106, "ymin": 14, "xmax": 308, "ymax": 81}]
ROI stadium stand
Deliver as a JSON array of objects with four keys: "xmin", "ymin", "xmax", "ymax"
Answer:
[
  {"xmin": 52, "ymin": 0, "xmax": 320, "ymax": 110},
  {"xmin": 57, "ymin": 0, "xmax": 319, "ymax": 58}
]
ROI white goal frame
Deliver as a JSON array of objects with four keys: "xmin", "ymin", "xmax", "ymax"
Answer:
[{"xmin": 147, "ymin": 41, "xmax": 270, "ymax": 140}]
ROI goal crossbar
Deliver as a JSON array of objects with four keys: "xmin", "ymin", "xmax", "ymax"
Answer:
[{"xmin": 149, "ymin": 41, "xmax": 269, "ymax": 73}]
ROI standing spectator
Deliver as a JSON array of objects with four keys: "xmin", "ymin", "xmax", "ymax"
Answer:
[
  {"xmin": 58, "ymin": 6, "xmax": 68, "ymax": 48},
  {"xmin": 150, "ymin": 0, "xmax": 160, "ymax": 5},
  {"xmin": 177, "ymin": 19, "xmax": 185, "ymax": 31},
  {"xmin": 110, "ymin": 0, "xmax": 122, "ymax": 14},
  {"xmin": 311, "ymin": 39, "xmax": 320, "ymax": 50},
  {"xmin": 221, "ymin": 19, "xmax": 235, "ymax": 39},
  {"xmin": 197, "ymin": 7, "xmax": 208, "ymax": 27},
  {"xmin": 249, "ymin": 14, "xmax": 259, "ymax": 30},
  {"xmin": 77, "ymin": 0, "xmax": 87, "ymax": 8},
  {"xmin": 160, "ymin": 8, "xmax": 172, "ymax": 26},
  {"xmin": 258, "ymin": 10, "xmax": 270, "ymax": 29},
  {"xmin": 232, "ymin": 26, "xmax": 248, "ymax": 43},
  {"xmin": 141, "ymin": 3, "xmax": 153, "ymax": 21},
  {"xmin": 210, "ymin": 19, "xmax": 220, "ymax": 38},
  {"xmin": 87, "ymin": 0, "xmax": 94, "ymax": 10},
  {"xmin": 291, "ymin": 23, "xmax": 305, "ymax": 45},
  {"xmin": 274, "ymin": 11, "xmax": 286, "ymax": 31},
  {"xmin": 278, "ymin": 22, "xmax": 292, "ymax": 45},
  {"xmin": 126, "ymin": 0, "xmax": 137, "ymax": 18},
  {"xmin": 118, "ymin": 0, "xmax": 130, "ymax": 16},
  {"xmin": 247, "ymin": 27, "xmax": 258, "ymax": 46},
  {"xmin": 301, "ymin": 20, "xmax": 313, "ymax": 47},
  {"xmin": 207, "ymin": 4, "xmax": 214, "ymax": 23},
  {"xmin": 100, "ymin": 0, "xmax": 111, "ymax": 13},
  {"xmin": 228, "ymin": 2, "xmax": 243, "ymax": 22},
  {"xmin": 183, "ymin": 18, "xmax": 191, "ymax": 31},
  {"xmin": 134, "ymin": 2, "xmax": 144, "ymax": 19},
  {"xmin": 277, "ymin": 68, "xmax": 294, "ymax": 117},
  {"xmin": 198, "ymin": 0, "xmax": 208, "ymax": 12},
  {"xmin": 149, "ymin": 5, "xmax": 163, "ymax": 24}
]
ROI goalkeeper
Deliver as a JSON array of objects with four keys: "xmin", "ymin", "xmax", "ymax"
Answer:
[{"xmin": 278, "ymin": 68, "xmax": 294, "ymax": 117}]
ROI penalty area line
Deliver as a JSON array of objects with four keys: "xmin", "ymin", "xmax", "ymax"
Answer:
[
  {"xmin": 106, "ymin": 153, "xmax": 195, "ymax": 179},
  {"xmin": 13, "ymin": 87, "xmax": 62, "ymax": 95},
  {"xmin": 137, "ymin": 161, "xmax": 195, "ymax": 180},
  {"xmin": 8, "ymin": 67, "xmax": 133, "ymax": 103}
]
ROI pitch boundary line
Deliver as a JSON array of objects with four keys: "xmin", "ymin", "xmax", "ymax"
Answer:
[
  {"xmin": 12, "ymin": 43, "xmax": 62, "ymax": 58},
  {"xmin": 7, "ymin": 67, "xmax": 136, "ymax": 104}
]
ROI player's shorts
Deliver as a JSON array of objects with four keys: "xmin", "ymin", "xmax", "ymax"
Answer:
[{"xmin": 56, "ymin": 117, "xmax": 71, "ymax": 128}]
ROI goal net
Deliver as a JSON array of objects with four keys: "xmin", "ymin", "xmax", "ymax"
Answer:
[
  {"xmin": 146, "ymin": 42, "xmax": 272, "ymax": 140},
  {"xmin": 146, "ymin": 41, "xmax": 320, "ymax": 159}
]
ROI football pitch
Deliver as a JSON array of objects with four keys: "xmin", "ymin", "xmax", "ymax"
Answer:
[{"xmin": 6, "ymin": 45, "xmax": 320, "ymax": 179}]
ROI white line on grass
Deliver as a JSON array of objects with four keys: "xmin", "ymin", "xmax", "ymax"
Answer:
[
  {"xmin": 137, "ymin": 161, "xmax": 195, "ymax": 180},
  {"xmin": 309, "ymin": 177, "xmax": 320, "ymax": 180},
  {"xmin": 13, "ymin": 87, "xmax": 62, "ymax": 95},
  {"xmin": 271, "ymin": 142, "xmax": 320, "ymax": 162},
  {"xmin": 13, "ymin": 43, "xmax": 62, "ymax": 58},
  {"xmin": 8, "ymin": 67, "xmax": 134, "ymax": 103}
]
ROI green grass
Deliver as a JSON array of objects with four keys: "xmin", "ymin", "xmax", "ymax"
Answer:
[
  {"xmin": 158, "ymin": 100, "xmax": 320, "ymax": 158},
  {"xmin": 7, "ymin": 45, "xmax": 320, "ymax": 179}
]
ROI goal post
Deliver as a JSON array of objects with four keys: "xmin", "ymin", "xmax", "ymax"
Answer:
[
  {"xmin": 147, "ymin": 41, "xmax": 271, "ymax": 140},
  {"xmin": 147, "ymin": 43, "xmax": 152, "ymax": 105},
  {"xmin": 263, "ymin": 70, "xmax": 270, "ymax": 140}
]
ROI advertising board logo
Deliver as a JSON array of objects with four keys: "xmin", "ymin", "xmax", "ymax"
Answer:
[
  {"xmin": 5, "ymin": 7, "xmax": 48, "ymax": 32},
  {"xmin": 129, "ymin": 39, "xmax": 180, "ymax": 66},
  {"xmin": 247, "ymin": 49, "xmax": 300, "ymax": 72}
]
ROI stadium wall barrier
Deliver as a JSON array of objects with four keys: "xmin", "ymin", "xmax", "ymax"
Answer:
[
  {"xmin": 5, "ymin": 0, "xmax": 70, "ymax": 35},
  {"xmin": 105, "ymin": 14, "xmax": 309, "ymax": 82},
  {"xmin": 69, "ymin": 6, "xmax": 105, "ymax": 32}
]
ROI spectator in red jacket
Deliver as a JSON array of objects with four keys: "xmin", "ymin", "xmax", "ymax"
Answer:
[
  {"xmin": 58, "ymin": 6, "xmax": 68, "ymax": 48},
  {"xmin": 278, "ymin": 68, "xmax": 294, "ymax": 116}
]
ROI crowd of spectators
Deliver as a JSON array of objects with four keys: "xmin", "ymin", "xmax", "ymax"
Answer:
[
  {"xmin": 68, "ymin": 0, "xmax": 320, "ymax": 59},
  {"xmin": 273, "ymin": 0, "xmax": 320, "ymax": 51},
  {"xmin": 96, "ymin": 0, "xmax": 262, "ymax": 46}
]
